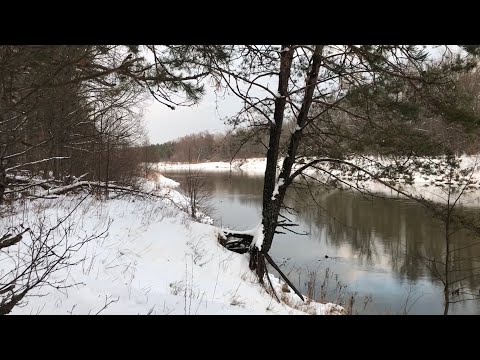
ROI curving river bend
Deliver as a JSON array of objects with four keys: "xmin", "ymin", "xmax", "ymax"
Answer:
[{"xmin": 163, "ymin": 170, "xmax": 480, "ymax": 315}]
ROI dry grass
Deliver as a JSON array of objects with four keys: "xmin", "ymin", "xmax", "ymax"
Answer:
[{"xmin": 272, "ymin": 265, "xmax": 375, "ymax": 315}]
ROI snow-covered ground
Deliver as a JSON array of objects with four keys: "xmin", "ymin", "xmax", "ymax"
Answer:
[
  {"xmin": 157, "ymin": 174, "xmax": 181, "ymax": 189},
  {"xmin": 157, "ymin": 155, "xmax": 480, "ymax": 206},
  {"xmin": 156, "ymin": 158, "xmax": 266, "ymax": 175},
  {"xmin": 1, "ymin": 176, "xmax": 344, "ymax": 315}
]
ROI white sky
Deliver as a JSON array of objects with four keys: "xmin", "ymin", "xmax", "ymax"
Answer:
[{"xmin": 143, "ymin": 85, "xmax": 242, "ymax": 144}]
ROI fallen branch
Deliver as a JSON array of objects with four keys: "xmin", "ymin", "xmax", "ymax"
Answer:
[
  {"xmin": 264, "ymin": 253, "xmax": 304, "ymax": 302},
  {"xmin": 6, "ymin": 157, "xmax": 70, "ymax": 172},
  {"xmin": 0, "ymin": 284, "xmax": 15, "ymax": 295},
  {"xmin": 41, "ymin": 181, "xmax": 161, "ymax": 198},
  {"xmin": 95, "ymin": 295, "xmax": 120, "ymax": 315},
  {"xmin": 0, "ymin": 228, "xmax": 30, "ymax": 250},
  {"xmin": 218, "ymin": 231, "xmax": 304, "ymax": 302},
  {"xmin": 222, "ymin": 233, "xmax": 253, "ymax": 254}
]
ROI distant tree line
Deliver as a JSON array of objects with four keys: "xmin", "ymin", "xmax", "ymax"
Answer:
[
  {"xmin": 137, "ymin": 64, "xmax": 480, "ymax": 164},
  {"xmin": 135, "ymin": 129, "xmax": 267, "ymax": 163}
]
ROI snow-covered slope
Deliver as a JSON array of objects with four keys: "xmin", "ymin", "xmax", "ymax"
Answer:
[{"xmin": 2, "ymin": 178, "xmax": 343, "ymax": 315}]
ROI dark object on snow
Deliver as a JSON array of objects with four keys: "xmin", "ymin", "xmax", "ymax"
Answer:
[
  {"xmin": 325, "ymin": 255, "xmax": 329, "ymax": 258},
  {"xmin": 221, "ymin": 233, "xmax": 253, "ymax": 254},
  {"xmin": 0, "ymin": 228, "xmax": 29, "ymax": 250},
  {"xmin": 219, "ymin": 231, "xmax": 305, "ymax": 302}
]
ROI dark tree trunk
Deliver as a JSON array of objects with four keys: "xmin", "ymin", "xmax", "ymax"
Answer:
[
  {"xmin": 248, "ymin": 247, "xmax": 266, "ymax": 282},
  {"xmin": 250, "ymin": 45, "xmax": 324, "ymax": 282},
  {"xmin": 0, "ymin": 164, "xmax": 6, "ymax": 204},
  {"xmin": 444, "ymin": 191, "xmax": 451, "ymax": 315},
  {"xmin": 105, "ymin": 137, "xmax": 111, "ymax": 196},
  {"xmin": 44, "ymin": 146, "xmax": 54, "ymax": 180},
  {"xmin": 248, "ymin": 45, "xmax": 294, "ymax": 280}
]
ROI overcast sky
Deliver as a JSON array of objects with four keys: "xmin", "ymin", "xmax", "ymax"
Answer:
[
  {"xmin": 143, "ymin": 85, "xmax": 242, "ymax": 144},
  {"xmin": 142, "ymin": 45, "xmax": 461, "ymax": 145}
]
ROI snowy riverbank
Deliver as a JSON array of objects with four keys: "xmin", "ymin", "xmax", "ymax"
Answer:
[
  {"xmin": 157, "ymin": 155, "xmax": 480, "ymax": 206},
  {"xmin": 1, "ymin": 175, "xmax": 344, "ymax": 315}
]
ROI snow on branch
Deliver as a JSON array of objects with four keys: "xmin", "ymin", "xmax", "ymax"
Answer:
[
  {"xmin": 271, "ymin": 177, "xmax": 284, "ymax": 200},
  {"xmin": 219, "ymin": 222, "xmax": 264, "ymax": 252},
  {"xmin": 6, "ymin": 157, "xmax": 70, "ymax": 172},
  {"xmin": 252, "ymin": 223, "xmax": 264, "ymax": 250}
]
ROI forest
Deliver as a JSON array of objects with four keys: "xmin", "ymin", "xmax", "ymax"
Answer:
[{"xmin": 2, "ymin": 45, "xmax": 480, "ymax": 315}]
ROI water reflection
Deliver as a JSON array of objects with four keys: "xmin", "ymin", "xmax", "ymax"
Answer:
[{"xmin": 163, "ymin": 170, "xmax": 480, "ymax": 314}]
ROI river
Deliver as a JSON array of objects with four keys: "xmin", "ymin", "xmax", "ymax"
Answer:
[{"xmin": 162, "ymin": 170, "xmax": 480, "ymax": 315}]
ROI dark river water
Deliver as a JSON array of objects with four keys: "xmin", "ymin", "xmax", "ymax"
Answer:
[{"xmin": 163, "ymin": 170, "xmax": 480, "ymax": 315}]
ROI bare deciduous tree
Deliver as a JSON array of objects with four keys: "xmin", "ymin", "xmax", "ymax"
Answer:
[{"xmin": 0, "ymin": 195, "xmax": 111, "ymax": 314}]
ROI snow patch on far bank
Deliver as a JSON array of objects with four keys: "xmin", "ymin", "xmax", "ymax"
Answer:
[
  {"xmin": 157, "ymin": 155, "xmax": 480, "ymax": 206},
  {"xmin": 156, "ymin": 158, "xmax": 267, "ymax": 176},
  {"xmin": 158, "ymin": 174, "xmax": 180, "ymax": 188}
]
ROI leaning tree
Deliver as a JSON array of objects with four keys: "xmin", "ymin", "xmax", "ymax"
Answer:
[{"xmin": 205, "ymin": 45, "xmax": 480, "ymax": 300}]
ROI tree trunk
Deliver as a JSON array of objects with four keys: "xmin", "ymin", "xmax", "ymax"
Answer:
[
  {"xmin": 44, "ymin": 146, "xmax": 54, "ymax": 180},
  {"xmin": 105, "ymin": 137, "xmax": 111, "ymax": 197},
  {"xmin": 248, "ymin": 45, "xmax": 294, "ymax": 280},
  {"xmin": 98, "ymin": 139, "xmax": 103, "ymax": 189},
  {"xmin": 0, "ymin": 164, "xmax": 6, "ymax": 204},
  {"xmin": 250, "ymin": 45, "xmax": 324, "ymax": 282},
  {"xmin": 444, "ymin": 284, "xmax": 450, "ymax": 315},
  {"xmin": 444, "ymin": 187, "xmax": 451, "ymax": 315},
  {"xmin": 53, "ymin": 145, "xmax": 60, "ymax": 180},
  {"xmin": 191, "ymin": 191, "xmax": 196, "ymax": 219},
  {"xmin": 248, "ymin": 247, "xmax": 267, "ymax": 282}
]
